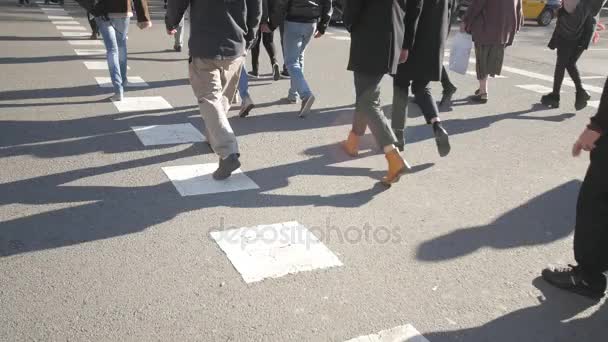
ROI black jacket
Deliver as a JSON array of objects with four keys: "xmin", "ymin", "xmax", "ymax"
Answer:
[
  {"xmin": 344, "ymin": 0, "xmax": 406, "ymax": 75},
  {"xmin": 549, "ymin": 0, "xmax": 606, "ymax": 50},
  {"xmin": 166, "ymin": 0, "xmax": 262, "ymax": 59},
  {"xmin": 396, "ymin": 0, "xmax": 449, "ymax": 82},
  {"xmin": 269, "ymin": 0, "xmax": 332, "ymax": 34},
  {"xmin": 590, "ymin": 77, "xmax": 608, "ymax": 134}
]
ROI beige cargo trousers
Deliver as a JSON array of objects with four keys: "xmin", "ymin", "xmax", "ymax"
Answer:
[{"xmin": 189, "ymin": 56, "xmax": 244, "ymax": 159}]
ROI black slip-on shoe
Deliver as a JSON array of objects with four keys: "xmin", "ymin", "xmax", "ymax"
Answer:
[
  {"xmin": 542, "ymin": 264, "xmax": 606, "ymax": 300},
  {"xmin": 213, "ymin": 154, "xmax": 241, "ymax": 180}
]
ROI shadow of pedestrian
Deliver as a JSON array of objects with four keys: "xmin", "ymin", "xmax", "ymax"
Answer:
[
  {"xmin": 416, "ymin": 180, "xmax": 580, "ymax": 262},
  {"xmin": 422, "ymin": 278, "xmax": 606, "ymax": 342}
]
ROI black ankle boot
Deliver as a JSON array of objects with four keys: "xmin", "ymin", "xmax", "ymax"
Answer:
[
  {"xmin": 541, "ymin": 93, "xmax": 560, "ymax": 108},
  {"xmin": 575, "ymin": 89, "xmax": 591, "ymax": 111}
]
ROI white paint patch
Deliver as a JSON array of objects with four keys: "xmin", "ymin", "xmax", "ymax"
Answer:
[
  {"xmin": 210, "ymin": 221, "xmax": 343, "ymax": 283},
  {"xmin": 581, "ymin": 76, "xmax": 606, "ymax": 79},
  {"xmin": 68, "ymin": 40, "xmax": 103, "ymax": 46},
  {"xmin": 95, "ymin": 76, "xmax": 148, "ymax": 88},
  {"xmin": 84, "ymin": 61, "xmax": 130, "ymax": 70},
  {"xmin": 589, "ymin": 100, "xmax": 599, "ymax": 109},
  {"xmin": 516, "ymin": 84, "xmax": 554, "ymax": 94},
  {"xmin": 47, "ymin": 15, "xmax": 73, "ymax": 20},
  {"xmin": 131, "ymin": 124, "xmax": 205, "ymax": 146},
  {"xmin": 162, "ymin": 164, "xmax": 260, "ymax": 197},
  {"xmin": 331, "ymin": 36, "xmax": 351, "ymax": 41},
  {"xmin": 345, "ymin": 324, "xmax": 430, "ymax": 342},
  {"xmin": 503, "ymin": 66, "xmax": 604, "ymax": 94},
  {"xmin": 61, "ymin": 32, "xmax": 90, "ymax": 37},
  {"xmin": 57, "ymin": 25, "xmax": 86, "ymax": 31},
  {"xmin": 41, "ymin": 9, "xmax": 68, "ymax": 14},
  {"xmin": 466, "ymin": 70, "xmax": 506, "ymax": 79},
  {"xmin": 112, "ymin": 96, "xmax": 172, "ymax": 112},
  {"xmin": 74, "ymin": 49, "xmax": 106, "ymax": 56},
  {"xmin": 51, "ymin": 20, "xmax": 80, "ymax": 25}
]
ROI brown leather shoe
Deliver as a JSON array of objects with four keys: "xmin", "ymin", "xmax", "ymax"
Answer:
[
  {"xmin": 341, "ymin": 131, "xmax": 359, "ymax": 157},
  {"xmin": 381, "ymin": 149, "xmax": 410, "ymax": 186}
]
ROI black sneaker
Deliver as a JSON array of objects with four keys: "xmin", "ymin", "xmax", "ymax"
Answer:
[
  {"xmin": 542, "ymin": 264, "xmax": 606, "ymax": 300},
  {"xmin": 272, "ymin": 63, "xmax": 281, "ymax": 81},
  {"xmin": 439, "ymin": 85, "xmax": 457, "ymax": 108},
  {"xmin": 575, "ymin": 90, "xmax": 591, "ymax": 111},
  {"xmin": 174, "ymin": 45, "xmax": 182, "ymax": 52},
  {"xmin": 248, "ymin": 70, "xmax": 259, "ymax": 78},
  {"xmin": 541, "ymin": 93, "xmax": 560, "ymax": 108},
  {"xmin": 281, "ymin": 67, "xmax": 290, "ymax": 78},
  {"xmin": 433, "ymin": 121, "xmax": 451, "ymax": 157},
  {"xmin": 213, "ymin": 154, "xmax": 241, "ymax": 180}
]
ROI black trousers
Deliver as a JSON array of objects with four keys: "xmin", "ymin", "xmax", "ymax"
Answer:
[
  {"xmin": 392, "ymin": 77, "xmax": 439, "ymax": 132},
  {"xmin": 251, "ymin": 29, "xmax": 277, "ymax": 72},
  {"xmin": 574, "ymin": 134, "xmax": 608, "ymax": 291},
  {"xmin": 553, "ymin": 42, "xmax": 585, "ymax": 94},
  {"xmin": 441, "ymin": 65, "xmax": 455, "ymax": 92}
]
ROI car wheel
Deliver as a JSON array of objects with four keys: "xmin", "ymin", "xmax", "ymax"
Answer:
[{"xmin": 537, "ymin": 9, "xmax": 554, "ymax": 26}]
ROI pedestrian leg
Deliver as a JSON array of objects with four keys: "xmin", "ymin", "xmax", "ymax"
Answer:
[{"xmin": 412, "ymin": 80, "xmax": 451, "ymax": 157}]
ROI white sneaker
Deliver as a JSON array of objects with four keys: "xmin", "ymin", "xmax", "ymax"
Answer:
[
  {"xmin": 239, "ymin": 96, "xmax": 255, "ymax": 118},
  {"xmin": 110, "ymin": 93, "xmax": 124, "ymax": 102}
]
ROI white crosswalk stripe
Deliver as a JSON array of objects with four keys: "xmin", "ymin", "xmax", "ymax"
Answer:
[
  {"xmin": 162, "ymin": 164, "xmax": 260, "ymax": 197},
  {"xmin": 345, "ymin": 324, "xmax": 430, "ymax": 342},
  {"xmin": 131, "ymin": 124, "xmax": 205, "ymax": 146}
]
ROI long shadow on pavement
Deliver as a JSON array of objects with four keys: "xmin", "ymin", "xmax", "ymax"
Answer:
[
  {"xmin": 416, "ymin": 180, "xmax": 580, "ymax": 262},
  {"xmin": 422, "ymin": 278, "xmax": 606, "ymax": 342}
]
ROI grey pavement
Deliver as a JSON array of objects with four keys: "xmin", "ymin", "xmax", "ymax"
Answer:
[{"xmin": 1, "ymin": 1, "xmax": 607, "ymax": 341}]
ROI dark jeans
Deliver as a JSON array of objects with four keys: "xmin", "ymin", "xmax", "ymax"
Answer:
[
  {"xmin": 553, "ymin": 42, "xmax": 585, "ymax": 94},
  {"xmin": 251, "ymin": 30, "xmax": 277, "ymax": 72},
  {"xmin": 392, "ymin": 77, "xmax": 439, "ymax": 132},
  {"xmin": 574, "ymin": 134, "xmax": 608, "ymax": 291},
  {"xmin": 352, "ymin": 72, "xmax": 397, "ymax": 148}
]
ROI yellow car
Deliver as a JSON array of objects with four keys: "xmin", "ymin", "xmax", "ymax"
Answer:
[{"xmin": 523, "ymin": 0, "xmax": 562, "ymax": 26}]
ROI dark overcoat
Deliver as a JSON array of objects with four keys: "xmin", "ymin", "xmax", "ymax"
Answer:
[
  {"xmin": 396, "ymin": 0, "xmax": 450, "ymax": 81},
  {"xmin": 344, "ymin": 0, "xmax": 407, "ymax": 75}
]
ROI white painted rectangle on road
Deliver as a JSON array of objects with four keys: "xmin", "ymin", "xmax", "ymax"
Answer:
[
  {"xmin": 95, "ymin": 76, "xmax": 148, "ymax": 88},
  {"xmin": 516, "ymin": 84, "xmax": 554, "ymax": 94},
  {"xmin": 74, "ymin": 49, "xmax": 105, "ymax": 56},
  {"xmin": 345, "ymin": 324, "xmax": 430, "ymax": 342},
  {"xmin": 131, "ymin": 124, "xmax": 205, "ymax": 146},
  {"xmin": 589, "ymin": 100, "xmax": 599, "ymax": 109},
  {"xmin": 83, "ymin": 61, "xmax": 129, "ymax": 70},
  {"xmin": 162, "ymin": 164, "xmax": 260, "ymax": 197},
  {"xmin": 68, "ymin": 40, "xmax": 103, "ymax": 46},
  {"xmin": 331, "ymin": 36, "xmax": 351, "ymax": 41},
  {"xmin": 112, "ymin": 97, "xmax": 172, "ymax": 112},
  {"xmin": 57, "ymin": 25, "xmax": 86, "ymax": 31},
  {"xmin": 51, "ymin": 20, "xmax": 80, "ymax": 25},
  {"xmin": 503, "ymin": 66, "xmax": 604, "ymax": 94},
  {"xmin": 466, "ymin": 70, "xmax": 506, "ymax": 79},
  {"xmin": 61, "ymin": 32, "xmax": 90, "ymax": 37},
  {"xmin": 47, "ymin": 15, "xmax": 73, "ymax": 20},
  {"xmin": 210, "ymin": 221, "xmax": 343, "ymax": 283},
  {"xmin": 581, "ymin": 76, "xmax": 606, "ymax": 80}
]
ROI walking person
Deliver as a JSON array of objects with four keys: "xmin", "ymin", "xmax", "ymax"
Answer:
[
  {"xmin": 438, "ymin": 0, "xmax": 459, "ymax": 107},
  {"xmin": 238, "ymin": 66, "xmax": 256, "ymax": 118},
  {"xmin": 269, "ymin": 0, "xmax": 332, "ymax": 117},
  {"xmin": 92, "ymin": 0, "xmax": 152, "ymax": 102},
  {"xmin": 166, "ymin": 0, "xmax": 262, "ymax": 180},
  {"xmin": 87, "ymin": 12, "xmax": 100, "ymax": 40},
  {"xmin": 541, "ymin": 0, "xmax": 606, "ymax": 110},
  {"xmin": 171, "ymin": 9, "xmax": 188, "ymax": 52},
  {"xmin": 249, "ymin": 0, "xmax": 281, "ymax": 81},
  {"xmin": 392, "ymin": 0, "xmax": 451, "ymax": 158},
  {"xmin": 542, "ymin": 76, "xmax": 608, "ymax": 300},
  {"xmin": 462, "ymin": 0, "xmax": 523, "ymax": 103},
  {"xmin": 341, "ymin": 0, "xmax": 412, "ymax": 186}
]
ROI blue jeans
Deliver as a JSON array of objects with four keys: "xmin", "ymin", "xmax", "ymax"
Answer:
[
  {"xmin": 283, "ymin": 21, "xmax": 316, "ymax": 100},
  {"xmin": 96, "ymin": 17, "xmax": 130, "ymax": 96},
  {"xmin": 238, "ymin": 65, "xmax": 249, "ymax": 99}
]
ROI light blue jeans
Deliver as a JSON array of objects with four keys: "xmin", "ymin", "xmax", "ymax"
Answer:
[
  {"xmin": 96, "ymin": 17, "xmax": 130, "ymax": 96},
  {"xmin": 283, "ymin": 21, "xmax": 316, "ymax": 100},
  {"xmin": 238, "ymin": 65, "xmax": 249, "ymax": 99}
]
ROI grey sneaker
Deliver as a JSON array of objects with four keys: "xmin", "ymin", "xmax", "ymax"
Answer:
[
  {"xmin": 213, "ymin": 154, "xmax": 241, "ymax": 180},
  {"xmin": 299, "ymin": 95, "xmax": 315, "ymax": 118},
  {"xmin": 239, "ymin": 96, "xmax": 255, "ymax": 118},
  {"xmin": 110, "ymin": 93, "xmax": 124, "ymax": 102}
]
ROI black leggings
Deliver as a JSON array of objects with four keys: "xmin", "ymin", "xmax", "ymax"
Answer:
[
  {"xmin": 392, "ymin": 78, "xmax": 439, "ymax": 130},
  {"xmin": 553, "ymin": 43, "xmax": 585, "ymax": 94},
  {"xmin": 251, "ymin": 30, "xmax": 277, "ymax": 72}
]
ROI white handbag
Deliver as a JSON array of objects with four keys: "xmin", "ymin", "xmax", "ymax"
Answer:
[{"xmin": 449, "ymin": 32, "xmax": 473, "ymax": 75}]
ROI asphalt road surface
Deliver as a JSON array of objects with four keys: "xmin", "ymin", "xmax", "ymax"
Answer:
[{"xmin": 1, "ymin": 1, "xmax": 607, "ymax": 341}]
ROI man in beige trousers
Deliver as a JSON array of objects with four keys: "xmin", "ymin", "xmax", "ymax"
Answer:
[{"xmin": 166, "ymin": 0, "xmax": 262, "ymax": 180}]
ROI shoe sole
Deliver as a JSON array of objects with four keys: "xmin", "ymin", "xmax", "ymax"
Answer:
[
  {"xmin": 435, "ymin": 130, "xmax": 451, "ymax": 157},
  {"xmin": 239, "ymin": 103, "xmax": 255, "ymax": 118},
  {"xmin": 299, "ymin": 97, "xmax": 315, "ymax": 118}
]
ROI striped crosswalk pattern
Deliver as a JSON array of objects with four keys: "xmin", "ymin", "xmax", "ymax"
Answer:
[{"xmin": 345, "ymin": 324, "xmax": 430, "ymax": 342}]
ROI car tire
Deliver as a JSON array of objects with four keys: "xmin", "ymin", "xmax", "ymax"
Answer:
[{"xmin": 537, "ymin": 9, "xmax": 554, "ymax": 26}]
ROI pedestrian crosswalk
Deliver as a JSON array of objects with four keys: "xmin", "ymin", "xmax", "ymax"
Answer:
[
  {"xmin": 131, "ymin": 124, "xmax": 206, "ymax": 146},
  {"xmin": 161, "ymin": 164, "xmax": 260, "ymax": 196}
]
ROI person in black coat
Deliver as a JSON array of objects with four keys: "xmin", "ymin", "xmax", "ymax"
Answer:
[
  {"xmin": 341, "ymin": 0, "xmax": 412, "ymax": 186},
  {"xmin": 542, "ymin": 76, "xmax": 608, "ymax": 300},
  {"xmin": 392, "ymin": 0, "xmax": 451, "ymax": 158}
]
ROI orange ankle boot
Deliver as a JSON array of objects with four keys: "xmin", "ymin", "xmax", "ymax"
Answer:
[
  {"xmin": 382, "ymin": 149, "xmax": 410, "ymax": 186},
  {"xmin": 341, "ymin": 131, "xmax": 359, "ymax": 157}
]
